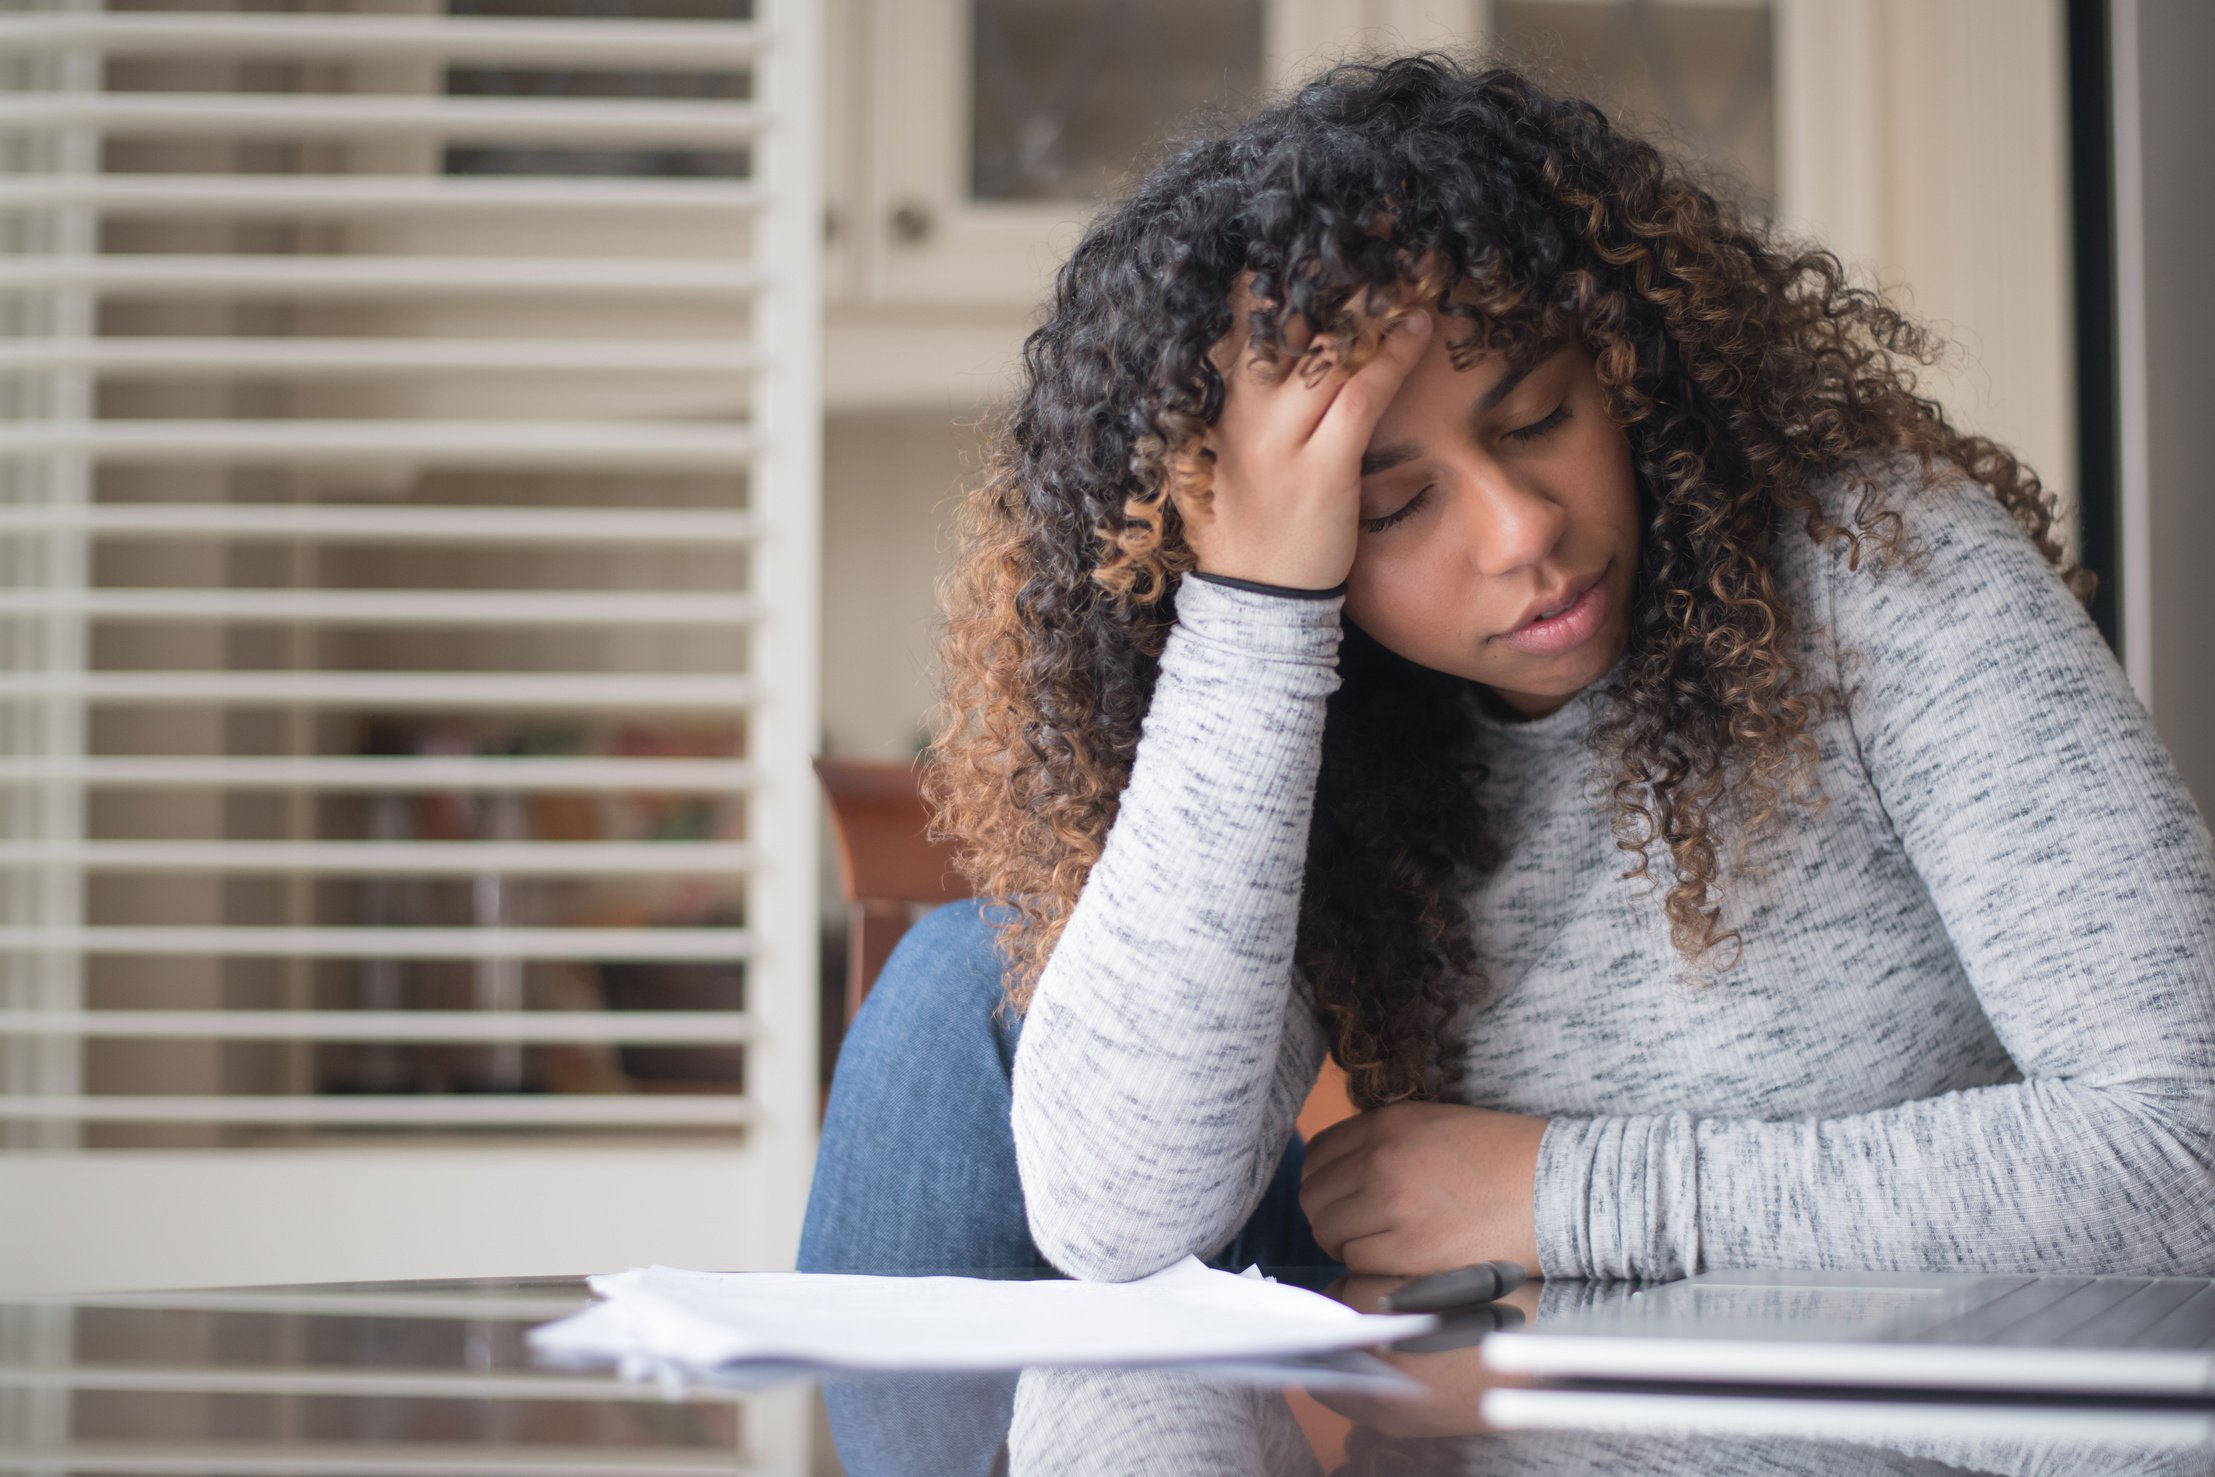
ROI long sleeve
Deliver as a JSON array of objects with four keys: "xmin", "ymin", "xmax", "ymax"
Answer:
[
  {"xmin": 1534, "ymin": 474, "xmax": 2215, "ymax": 1279},
  {"xmin": 1007, "ymin": 1368, "xmax": 1321, "ymax": 1477},
  {"xmin": 1011, "ymin": 577, "xmax": 1336, "ymax": 1281}
]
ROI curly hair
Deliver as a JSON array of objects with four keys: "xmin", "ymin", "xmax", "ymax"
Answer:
[{"xmin": 925, "ymin": 55, "xmax": 2085, "ymax": 1109}]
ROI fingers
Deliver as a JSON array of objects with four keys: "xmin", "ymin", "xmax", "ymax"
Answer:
[
  {"xmin": 1302, "ymin": 1157, "xmax": 1392, "ymax": 1258},
  {"xmin": 1307, "ymin": 309, "xmax": 1433, "ymax": 460},
  {"xmin": 1336, "ymin": 1226, "xmax": 1411, "ymax": 1275},
  {"xmin": 1297, "ymin": 1112, "xmax": 1372, "ymax": 1187},
  {"xmin": 1298, "ymin": 1153, "xmax": 1362, "ymax": 1224},
  {"xmin": 1190, "ymin": 280, "xmax": 1433, "ymax": 590},
  {"xmin": 1226, "ymin": 306, "xmax": 1430, "ymax": 449},
  {"xmin": 1213, "ymin": 330, "xmax": 1339, "ymax": 454}
]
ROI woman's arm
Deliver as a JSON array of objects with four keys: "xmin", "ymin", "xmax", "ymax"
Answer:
[
  {"xmin": 1535, "ymin": 473, "xmax": 2215, "ymax": 1280},
  {"xmin": 1011, "ymin": 576, "xmax": 1335, "ymax": 1281},
  {"xmin": 1008, "ymin": 1367, "xmax": 1322, "ymax": 1477},
  {"xmin": 1012, "ymin": 299, "xmax": 1432, "ymax": 1282}
]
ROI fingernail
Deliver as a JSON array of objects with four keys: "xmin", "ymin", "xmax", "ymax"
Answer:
[{"xmin": 1399, "ymin": 311, "xmax": 1432, "ymax": 337}]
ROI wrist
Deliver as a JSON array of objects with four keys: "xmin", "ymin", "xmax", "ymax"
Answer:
[
  {"xmin": 1188, "ymin": 569, "xmax": 1348, "ymax": 600},
  {"xmin": 1169, "ymin": 572, "xmax": 1345, "ymax": 674},
  {"xmin": 1188, "ymin": 540, "xmax": 1354, "ymax": 594}
]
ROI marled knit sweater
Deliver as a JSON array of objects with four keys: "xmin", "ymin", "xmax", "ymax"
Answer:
[
  {"xmin": 1005, "ymin": 1364, "xmax": 2215, "ymax": 1474},
  {"xmin": 1009, "ymin": 466, "xmax": 2215, "ymax": 1283}
]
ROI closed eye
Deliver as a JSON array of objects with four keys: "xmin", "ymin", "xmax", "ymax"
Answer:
[
  {"xmin": 1360, "ymin": 485, "xmax": 1433, "ymax": 534},
  {"xmin": 1507, "ymin": 403, "xmax": 1570, "ymax": 442}
]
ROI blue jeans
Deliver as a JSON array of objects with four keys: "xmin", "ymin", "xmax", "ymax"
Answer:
[
  {"xmin": 799, "ymin": 899, "xmax": 1331, "ymax": 1274},
  {"xmin": 797, "ymin": 900, "xmax": 1333, "ymax": 1475}
]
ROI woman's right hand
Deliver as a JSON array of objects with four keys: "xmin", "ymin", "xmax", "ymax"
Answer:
[{"xmin": 1180, "ymin": 290, "xmax": 1433, "ymax": 592}]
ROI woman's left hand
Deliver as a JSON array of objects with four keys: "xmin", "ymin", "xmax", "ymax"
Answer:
[{"xmin": 1299, "ymin": 1102, "xmax": 1548, "ymax": 1276}]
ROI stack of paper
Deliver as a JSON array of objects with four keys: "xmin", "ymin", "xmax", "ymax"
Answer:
[{"xmin": 529, "ymin": 1256, "xmax": 1435, "ymax": 1377}]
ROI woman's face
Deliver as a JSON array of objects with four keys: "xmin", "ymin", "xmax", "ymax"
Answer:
[{"xmin": 1345, "ymin": 328, "xmax": 1641, "ymax": 718}]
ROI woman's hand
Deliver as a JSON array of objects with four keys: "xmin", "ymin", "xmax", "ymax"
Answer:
[
  {"xmin": 1299, "ymin": 1102, "xmax": 1547, "ymax": 1276},
  {"xmin": 1181, "ymin": 291, "xmax": 1432, "ymax": 591}
]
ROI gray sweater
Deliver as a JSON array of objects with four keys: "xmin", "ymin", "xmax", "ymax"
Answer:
[
  {"xmin": 1010, "ymin": 467, "xmax": 2215, "ymax": 1283},
  {"xmin": 1006, "ymin": 1365, "xmax": 2215, "ymax": 1474}
]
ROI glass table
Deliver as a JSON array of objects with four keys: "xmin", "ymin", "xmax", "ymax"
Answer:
[{"xmin": 0, "ymin": 1272, "xmax": 2205, "ymax": 1475}]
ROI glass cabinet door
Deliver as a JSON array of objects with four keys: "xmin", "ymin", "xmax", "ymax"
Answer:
[
  {"xmin": 843, "ymin": 0, "xmax": 2069, "ymax": 530},
  {"xmin": 1491, "ymin": 0, "xmax": 1777, "ymax": 213},
  {"xmin": 969, "ymin": 0, "xmax": 1266, "ymax": 203},
  {"xmin": 864, "ymin": 0, "xmax": 1268, "ymax": 305},
  {"xmin": 856, "ymin": 0, "xmax": 1786, "ymax": 308}
]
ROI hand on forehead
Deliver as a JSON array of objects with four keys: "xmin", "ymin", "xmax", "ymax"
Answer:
[{"xmin": 1212, "ymin": 250, "xmax": 1464, "ymax": 380}]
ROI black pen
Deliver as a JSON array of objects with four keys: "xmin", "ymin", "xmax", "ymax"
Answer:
[{"xmin": 1375, "ymin": 1259, "xmax": 1527, "ymax": 1314}]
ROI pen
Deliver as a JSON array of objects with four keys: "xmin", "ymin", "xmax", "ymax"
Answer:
[{"xmin": 1375, "ymin": 1259, "xmax": 1527, "ymax": 1314}]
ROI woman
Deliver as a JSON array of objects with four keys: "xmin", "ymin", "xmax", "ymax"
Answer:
[{"xmin": 799, "ymin": 55, "xmax": 2215, "ymax": 1288}]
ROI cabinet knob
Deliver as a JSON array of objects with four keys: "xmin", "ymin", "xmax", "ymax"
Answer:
[{"xmin": 887, "ymin": 201, "xmax": 933, "ymax": 245}]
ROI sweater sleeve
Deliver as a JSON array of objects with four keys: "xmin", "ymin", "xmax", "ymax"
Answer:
[
  {"xmin": 1007, "ymin": 1368, "xmax": 1321, "ymax": 1477},
  {"xmin": 1011, "ymin": 576, "xmax": 1337, "ymax": 1281},
  {"xmin": 1534, "ymin": 472, "xmax": 2215, "ymax": 1280}
]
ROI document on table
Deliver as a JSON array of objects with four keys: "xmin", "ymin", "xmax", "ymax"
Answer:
[{"xmin": 528, "ymin": 1256, "xmax": 1436, "ymax": 1374}]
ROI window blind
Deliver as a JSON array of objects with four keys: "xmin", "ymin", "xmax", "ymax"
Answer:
[
  {"xmin": 0, "ymin": 1282, "xmax": 816, "ymax": 1472},
  {"xmin": 0, "ymin": 0, "xmax": 822, "ymax": 1293}
]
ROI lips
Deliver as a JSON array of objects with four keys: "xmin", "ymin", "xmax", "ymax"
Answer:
[
  {"xmin": 1504, "ymin": 563, "xmax": 1608, "ymax": 637},
  {"xmin": 1490, "ymin": 559, "xmax": 1614, "ymax": 658}
]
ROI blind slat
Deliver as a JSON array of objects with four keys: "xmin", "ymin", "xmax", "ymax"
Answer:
[
  {"xmin": 0, "ymin": 673, "xmax": 755, "ymax": 709},
  {"xmin": 0, "ymin": 589, "xmax": 760, "ymax": 625},
  {"xmin": 0, "ymin": 757, "xmax": 755, "ymax": 791},
  {"xmin": 0, "ymin": 176, "xmax": 765, "ymax": 217},
  {"xmin": 0, "ymin": 927, "xmax": 752, "ymax": 961},
  {"xmin": 0, "ymin": 94, "xmax": 767, "ymax": 143},
  {"xmin": 0, "ymin": 1011, "xmax": 753, "ymax": 1044},
  {"xmin": 0, "ymin": 1096, "xmax": 756, "ymax": 1127},
  {"xmin": 0, "ymin": 338, "xmax": 766, "ymax": 375},
  {"xmin": 0, "ymin": 14, "xmax": 766, "ymax": 66},
  {"xmin": 0, "ymin": 422, "xmax": 757, "ymax": 468},
  {"xmin": 0, "ymin": 840, "xmax": 754, "ymax": 875},
  {"xmin": 0, "ymin": 589, "xmax": 758, "ymax": 625},
  {"xmin": 0, "ymin": 505, "xmax": 760, "ymax": 545},
  {"xmin": 0, "ymin": 1365, "xmax": 731, "ymax": 1403},
  {"xmin": 0, "ymin": 677, "xmax": 753, "ymax": 708},
  {"xmin": 0, "ymin": 256, "xmax": 768, "ymax": 295},
  {"xmin": 0, "ymin": 1444, "xmax": 742, "ymax": 1477}
]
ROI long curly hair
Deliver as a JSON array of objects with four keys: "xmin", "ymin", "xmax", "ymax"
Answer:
[{"xmin": 925, "ymin": 55, "xmax": 2084, "ymax": 1108}]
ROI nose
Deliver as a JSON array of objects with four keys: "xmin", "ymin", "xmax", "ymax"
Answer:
[{"xmin": 1453, "ymin": 466, "xmax": 1569, "ymax": 578}]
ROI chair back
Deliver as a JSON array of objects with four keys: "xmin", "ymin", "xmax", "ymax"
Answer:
[{"xmin": 812, "ymin": 757, "xmax": 968, "ymax": 1022}]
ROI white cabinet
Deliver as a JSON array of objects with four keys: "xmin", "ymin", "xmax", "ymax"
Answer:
[
  {"xmin": 822, "ymin": 0, "xmax": 1485, "ymax": 409},
  {"xmin": 823, "ymin": 0, "xmax": 2075, "ymax": 537},
  {"xmin": 832, "ymin": 0, "xmax": 1485, "ymax": 317}
]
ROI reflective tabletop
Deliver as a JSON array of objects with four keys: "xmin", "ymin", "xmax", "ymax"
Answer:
[{"xmin": 1, "ymin": 1273, "xmax": 2207, "ymax": 1475}]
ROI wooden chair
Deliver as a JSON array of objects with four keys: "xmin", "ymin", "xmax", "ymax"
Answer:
[
  {"xmin": 811, "ymin": 755, "xmax": 1352, "ymax": 1137},
  {"xmin": 811, "ymin": 757, "xmax": 970, "ymax": 1025}
]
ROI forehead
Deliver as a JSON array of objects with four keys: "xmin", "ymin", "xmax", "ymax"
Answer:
[
  {"xmin": 1391, "ymin": 333, "xmax": 1561, "ymax": 405},
  {"xmin": 1362, "ymin": 339, "xmax": 1572, "ymax": 461}
]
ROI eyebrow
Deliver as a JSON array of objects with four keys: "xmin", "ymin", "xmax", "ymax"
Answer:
[{"xmin": 1358, "ymin": 358, "xmax": 1543, "ymax": 477}]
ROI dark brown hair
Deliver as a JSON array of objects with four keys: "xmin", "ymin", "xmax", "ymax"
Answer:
[{"xmin": 927, "ymin": 55, "xmax": 2083, "ymax": 1107}]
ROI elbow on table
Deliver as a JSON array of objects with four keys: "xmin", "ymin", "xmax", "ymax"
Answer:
[
  {"xmin": 2081, "ymin": 1105, "xmax": 2215, "ymax": 1276},
  {"xmin": 1023, "ymin": 1188, "xmax": 1216, "ymax": 1283},
  {"xmin": 1010, "ymin": 1070, "xmax": 1231, "ymax": 1282},
  {"xmin": 2116, "ymin": 1164, "xmax": 2215, "ymax": 1277}
]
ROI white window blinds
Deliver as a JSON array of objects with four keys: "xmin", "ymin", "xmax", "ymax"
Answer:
[
  {"xmin": 0, "ymin": 0, "xmax": 822, "ymax": 1293},
  {"xmin": 0, "ymin": 1283, "xmax": 817, "ymax": 1471}
]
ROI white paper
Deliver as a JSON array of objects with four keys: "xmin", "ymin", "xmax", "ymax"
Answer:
[{"xmin": 527, "ymin": 1256, "xmax": 1436, "ymax": 1374}]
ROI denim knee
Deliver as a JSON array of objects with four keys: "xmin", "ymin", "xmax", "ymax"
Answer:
[
  {"xmin": 839, "ymin": 900, "xmax": 1020, "ymax": 1080},
  {"xmin": 800, "ymin": 899, "xmax": 1040, "ymax": 1273}
]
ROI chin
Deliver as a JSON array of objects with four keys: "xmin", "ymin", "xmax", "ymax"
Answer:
[{"xmin": 1508, "ymin": 630, "xmax": 1628, "ymax": 700}]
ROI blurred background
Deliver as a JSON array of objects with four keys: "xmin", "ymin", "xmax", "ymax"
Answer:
[{"xmin": 0, "ymin": 0, "xmax": 2207, "ymax": 1296}]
